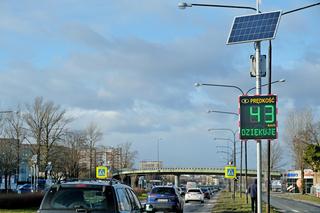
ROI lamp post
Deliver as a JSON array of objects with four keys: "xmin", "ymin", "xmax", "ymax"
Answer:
[
  {"xmin": 195, "ymin": 79, "xmax": 285, "ymax": 95},
  {"xmin": 157, "ymin": 138, "xmax": 163, "ymax": 171},
  {"xmin": 210, "ymin": 110, "xmax": 243, "ymax": 198},
  {"xmin": 178, "ymin": 2, "xmax": 257, "ymax": 12},
  {"xmin": 214, "ymin": 138, "xmax": 235, "ymax": 164},
  {"xmin": 207, "ymin": 110, "xmax": 238, "ymax": 116},
  {"xmin": 209, "ymin": 128, "xmax": 237, "ymax": 200},
  {"xmin": 214, "ymin": 140, "xmax": 233, "ymax": 193}
]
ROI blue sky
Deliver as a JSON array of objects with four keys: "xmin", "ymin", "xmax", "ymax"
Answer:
[{"xmin": 0, "ymin": 0, "xmax": 319, "ymax": 169}]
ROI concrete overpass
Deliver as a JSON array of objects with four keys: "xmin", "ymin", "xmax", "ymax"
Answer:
[{"xmin": 112, "ymin": 167, "xmax": 282, "ymax": 187}]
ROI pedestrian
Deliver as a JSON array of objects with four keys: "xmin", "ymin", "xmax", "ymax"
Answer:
[{"xmin": 247, "ymin": 179, "xmax": 257, "ymax": 213}]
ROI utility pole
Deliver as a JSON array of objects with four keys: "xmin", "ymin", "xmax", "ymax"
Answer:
[{"xmin": 255, "ymin": 1, "xmax": 262, "ymax": 212}]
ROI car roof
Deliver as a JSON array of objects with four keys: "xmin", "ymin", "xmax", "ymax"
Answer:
[
  {"xmin": 51, "ymin": 179, "xmax": 126, "ymax": 188},
  {"xmin": 187, "ymin": 188, "xmax": 201, "ymax": 190},
  {"xmin": 152, "ymin": 185, "xmax": 176, "ymax": 188}
]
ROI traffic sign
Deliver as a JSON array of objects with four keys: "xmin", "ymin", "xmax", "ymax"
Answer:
[
  {"xmin": 96, "ymin": 166, "xmax": 108, "ymax": 179},
  {"xmin": 225, "ymin": 166, "xmax": 236, "ymax": 179},
  {"xmin": 239, "ymin": 95, "xmax": 277, "ymax": 140}
]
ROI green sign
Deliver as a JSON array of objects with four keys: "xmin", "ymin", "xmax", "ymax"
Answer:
[{"xmin": 239, "ymin": 95, "xmax": 277, "ymax": 140}]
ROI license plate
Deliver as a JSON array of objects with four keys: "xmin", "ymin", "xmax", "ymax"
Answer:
[{"xmin": 157, "ymin": 199, "xmax": 168, "ymax": 202}]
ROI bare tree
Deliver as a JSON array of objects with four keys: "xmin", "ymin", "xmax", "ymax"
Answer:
[
  {"xmin": 42, "ymin": 100, "xmax": 71, "ymax": 176},
  {"xmin": 24, "ymin": 97, "xmax": 70, "ymax": 172},
  {"xmin": 85, "ymin": 122, "xmax": 102, "ymax": 178},
  {"xmin": 284, "ymin": 108, "xmax": 314, "ymax": 194},
  {"xmin": 62, "ymin": 131, "xmax": 86, "ymax": 178},
  {"xmin": 3, "ymin": 109, "xmax": 26, "ymax": 180},
  {"xmin": 118, "ymin": 142, "xmax": 138, "ymax": 169},
  {"xmin": 24, "ymin": 97, "xmax": 46, "ymax": 170},
  {"xmin": 0, "ymin": 139, "xmax": 18, "ymax": 192},
  {"xmin": 262, "ymin": 142, "xmax": 284, "ymax": 171}
]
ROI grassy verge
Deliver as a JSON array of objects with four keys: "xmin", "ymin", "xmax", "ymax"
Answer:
[
  {"xmin": 212, "ymin": 191, "xmax": 278, "ymax": 213},
  {"xmin": 272, "ymin": 193, "xmax": 320, "ymax": 205}
]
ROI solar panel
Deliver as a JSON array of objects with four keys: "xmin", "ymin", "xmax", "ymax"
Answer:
[{"xmin": 227, "ymin": 11, "xmax": 281, "ymax": 45}]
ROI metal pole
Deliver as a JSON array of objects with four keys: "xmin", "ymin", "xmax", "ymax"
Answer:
[
  {"xmin": 30, "ymin": 166, "xmax": 33, "ymax": 192},
  {"xmin": 255, "ymin": 9, "xmax": 262, "ymax": 213},
  {"xmin": 267, "ymin": 40, "xmax": 272, "ymax": 213},
  {"xmin": 233, "ymin": 132, "xmax": 236, "ymax": 200},
  {"xmin": 34, "ymin": 164, "xmax": 36, "ymax": 192},
  {"xmin": 157, "ymin": 140, "xmax": 160, "ymax": 170},
  {"xmin": 240, "ymin": 140, "xmax": 243, "ymax": 197},
  {"xmin": 245, "ymin": 140, "xmax": 248, "ymax": 204},
  {"xmin": 255, "ymin": 3, "xmax": 262, "ymax": 213}
]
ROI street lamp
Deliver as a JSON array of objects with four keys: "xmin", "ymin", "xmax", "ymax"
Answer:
[
  {"xmin": 214, "ymin": 138, "xmax": 234, "ymax": 163},
  {"xmin": 195, "ymin": 82, "xmax": 244, "ymax": 95},
  {"xmin": 157, "ymin": 138, "xmax": 163, "ymax": 171},
  {"xmin": 246, "ymin": 79, "xmax": 285, "ymax": 95},
  {"xmin": 209, "ymin": 128, "xmax": 237, "ymax": 200},
  {"xmin": 208, "ymin": 110, "xmax": 238, "ymax": 116},
  {"xmin": 209, "ymin": 110, "xmax": 246, "ymax": 198},
  {"xmin": 195, "ymin": 79, "xmax": 286, "ymax": 95},
  {"xmin": 178, "ymin": 2, "xmax": 257, "ymax": 12}
]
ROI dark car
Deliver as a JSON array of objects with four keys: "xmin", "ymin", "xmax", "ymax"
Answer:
[
  {"xmin": 37, "ymin": 179, "xmax": 144, "ymax": 213},
  {"xmin": 200, "ymin": 187, "xmax": 210, "ymax": 199},
  {"xmin": 146, "ymin": 186, "xmax": 184, "ymax": 213},
  {"xmin": 17, "ymin": 184, "xmax": 32, "ymax": 194}
]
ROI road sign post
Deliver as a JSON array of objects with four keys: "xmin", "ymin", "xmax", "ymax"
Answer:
[
  {"xmin": 225, "ymin": 166, "xmax": 237, "ymax": 179},
  {"xmin": 96, "ymin": 166, "xmax": 108, "ymax": 179}
]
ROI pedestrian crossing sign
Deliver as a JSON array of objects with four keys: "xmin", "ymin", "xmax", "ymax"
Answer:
[
  {"xmin": 224, "ymin": 166, "xmax": 236, "ymax": 179},
  {"xmin": 96, "ymin": 166, "xmax": 108, "ymax": 179}
]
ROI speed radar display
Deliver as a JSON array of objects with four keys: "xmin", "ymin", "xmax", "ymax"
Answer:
[{"xmin": 239, "ymin": 95, "xmax": 277, "ymax": 140}]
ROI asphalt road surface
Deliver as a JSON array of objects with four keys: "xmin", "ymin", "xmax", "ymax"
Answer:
[
  {"xmin": 262, "ymin": 194, "xmax": 320, "ymax": 213},
  {"xmin": 183, "ymin": 195, "xmax": 218, "ymax": 213}
]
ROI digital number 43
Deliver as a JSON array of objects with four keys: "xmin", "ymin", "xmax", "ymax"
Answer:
[{"xmin": 249, "ymin": 105, "xmax": 275, "ymax": 123}]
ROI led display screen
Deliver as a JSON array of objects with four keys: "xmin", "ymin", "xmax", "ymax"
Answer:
[{"xmin": 239, "ymin": 95, "xmax": 277, "ymax": 140}]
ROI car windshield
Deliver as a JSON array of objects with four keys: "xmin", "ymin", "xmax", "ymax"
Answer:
[
  {"xmin": 151, "ymin": 187, "xmax": 175, "ymax": 195},
  {"xmin": 41, "ymin": 185, "xmax": 115, "ymax": 211},
  {"xmin": 188, "ymin": 189, "xmax": 201, "ymax": 193},
  {"xmin": 201, "ymin": 188, "xmax": 208, "ymax": 192}
]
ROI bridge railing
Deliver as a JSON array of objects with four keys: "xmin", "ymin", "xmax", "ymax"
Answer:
[{"xmin": 112, "ymin": 167, "xmax": 282, "ymax": 177}]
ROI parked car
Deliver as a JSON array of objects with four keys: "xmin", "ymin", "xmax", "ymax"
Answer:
[
  {"xmin": 145, "ymin": 186, "xmax": 184, "ymax": 213},
  {"xmin": 177, "ymin": 187, "xmax": 185, "ymax": 196},
  {"xmin": 184, "ymin": 188, "xmax": 204, "ymax": 203},
  {"xmin": 200, "ymin": 187, "xmax": 211, "ymax": 199},
  {"xmin": 17, "ymin": 184, "xmax": 32, "ymax": 194},
  {"xmin": 38, "ymin": 179, "xmax": 144, "ymax": 213}
]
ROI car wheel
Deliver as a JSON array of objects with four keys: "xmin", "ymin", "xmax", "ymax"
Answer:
[{"xmin": 201, "ymin": 200, "xmax": 204, "ymax": 203}]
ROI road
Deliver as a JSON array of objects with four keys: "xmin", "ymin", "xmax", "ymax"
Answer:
[
  {"xmin": 183, "ymin": 194, "xmax": 218, "ymax": 213},
  {"xmin": 262, "ymin": 194, "xmax": 320, "ymax": 213}
]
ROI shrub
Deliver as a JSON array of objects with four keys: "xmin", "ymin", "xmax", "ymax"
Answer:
[{"xmin": 0, "ymin": 192, "xmax": 44, "ymax": 209}]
